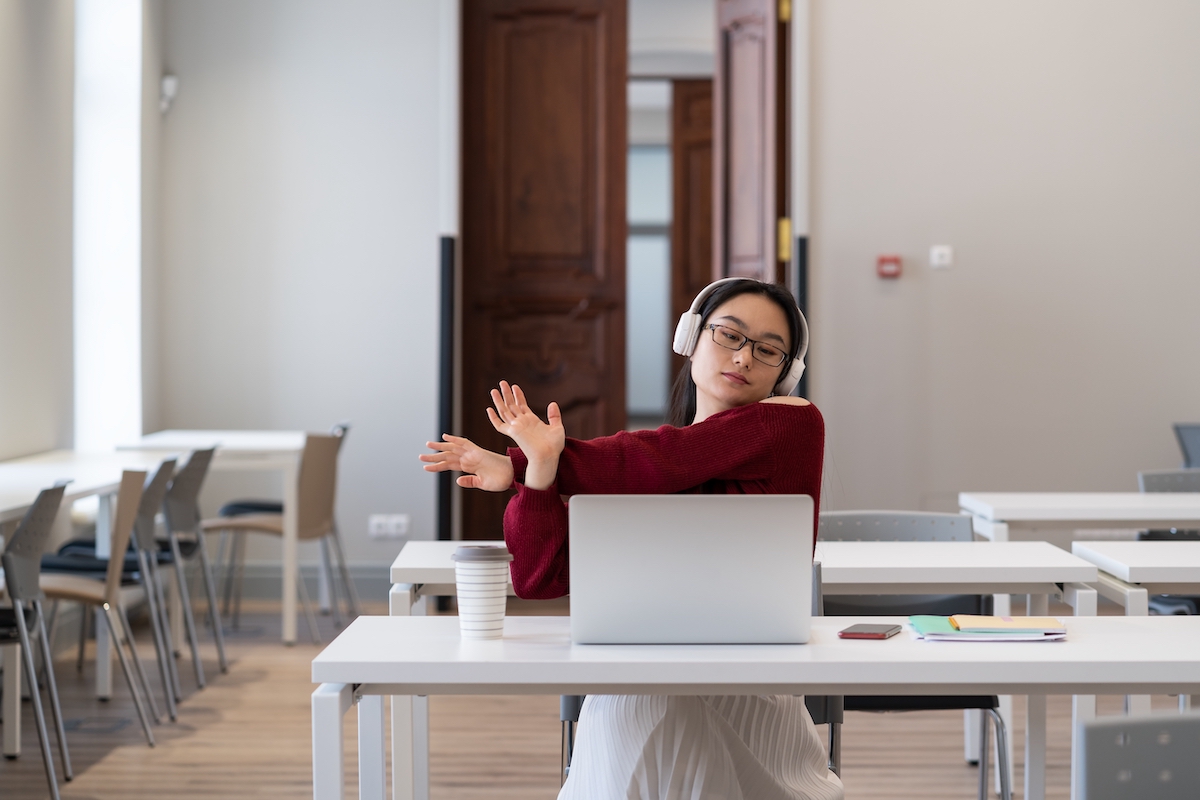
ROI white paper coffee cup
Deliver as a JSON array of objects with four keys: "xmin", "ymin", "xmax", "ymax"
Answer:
[{"xmin": 452, "ymin": 545, "xmax": 514, "ymax": 640}]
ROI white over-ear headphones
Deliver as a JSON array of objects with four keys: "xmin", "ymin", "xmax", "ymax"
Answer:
[{"xmin": 671, "ymin": 277, "xmax": 809, "ymax": 395}]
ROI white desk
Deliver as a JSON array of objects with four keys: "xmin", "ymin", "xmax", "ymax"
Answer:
[
  {"xmin": 0, "ymin": 449, "xmax": 168, "ymax": 757},
  {"xmin": 959, "ymin": 492, "xmax": 1200, "ymax": 548},
  {"xmin": 387, "ymin": 539, "xmax": 1100, "ymax": 800},
  {"xmin": 120, "ymin": 430, "xmax": 306, "ymax": 644},
  {"xmin": 312, "ymin": 614, "xmax": 1200, "ymax": 800}
]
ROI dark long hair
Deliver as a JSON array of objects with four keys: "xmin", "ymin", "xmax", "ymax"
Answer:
[{"xmin": 666, "ymin": 280, "xmax": 804, "ymax": 427}]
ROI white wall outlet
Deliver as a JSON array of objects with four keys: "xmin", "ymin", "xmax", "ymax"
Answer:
[
  {"xmin": 929, "ymin": 244, "xmax": 954, "ymax": 268},
  {"xmin": 368, "ymin": 513, "xmax": 410, "ymax": 539}
]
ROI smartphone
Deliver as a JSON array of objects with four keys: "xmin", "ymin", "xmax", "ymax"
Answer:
[{"xmin": 837, "ymin": 623, "xmax": 902, "ymax": 640}]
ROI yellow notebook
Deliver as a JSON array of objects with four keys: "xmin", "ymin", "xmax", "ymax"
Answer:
[{"xmin": 950, "ymin": 615, "xmax": 1065, "ymax": 634}]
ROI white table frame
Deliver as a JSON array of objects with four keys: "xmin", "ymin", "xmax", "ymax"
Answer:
[
  {"xmin": 120, "ymin": 430, "xmax": 306, "ymax": 644},
  {"xmin": 312, "ymin": 614, "xmax": 1200, "ymax": 800},
  {"xmin": 387, "ymin": 539, "xmax": 1100, "ymax": 800}
]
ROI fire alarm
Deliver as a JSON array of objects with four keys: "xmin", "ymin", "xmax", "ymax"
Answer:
[{"xmin": 877, "ymin": 254, "xmax": 902, "ymax": 279}]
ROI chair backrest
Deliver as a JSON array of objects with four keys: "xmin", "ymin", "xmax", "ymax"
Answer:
[
  {"xmin": 1079, "ymin": 711, "xmax": 1200, "ymax": 799},
  {"xmin": 818, "ymin": 510, "xmax": 974, "ymax": 542},
  {"xmin": 105, "ymin": 471, "xmax": 148, "ymax": 602},
  {"xmin": 297, "ymin": 433, "xmax": 340, "ymax": 540},
  {"xmin": 131, "ymin": 458, "xmax": 177, "ymax": 555},
  {"xmin": 1138, "ymin": 469, "xmax": 1200, "ymax": 494},
  {"xmin": 163, "ymin": 448, "xmax": 215, "ymax": 534},
  {"xmin": 1, "ymin": 483, "xmax": 69, "ymax": 601},
  {"xmin": 1174, "ymin": 424, "xmax": 1200, "ymax": 469}
]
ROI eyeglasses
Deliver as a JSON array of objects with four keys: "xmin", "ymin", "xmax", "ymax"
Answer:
[{"xmin": 705, "ymin": 324, "xmax": 789, "ymax": 367}]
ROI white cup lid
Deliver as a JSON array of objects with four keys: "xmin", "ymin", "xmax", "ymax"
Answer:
[{"xmin": 452, "ymin": 545, "xmax": 513, "ymax": 563}]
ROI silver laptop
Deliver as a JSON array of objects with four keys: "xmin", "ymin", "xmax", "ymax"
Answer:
[{"xmin": 568, "ymin": 494, "xmax": 814, "ymax": 644}]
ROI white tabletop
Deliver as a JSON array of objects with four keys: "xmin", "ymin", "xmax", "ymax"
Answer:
[
  {"xmin": 120, "ymin": 429, "xmax": 306, "ymax": 453},
  {"xmin": 312, "ymin": 615, "xmax": 1200, "ymax": 697},
  {"xmin": 390, "ymin": 539, "xmax": 1096, "ymax": 594},
  {"xmin": 959, "ymin": 492, "xmax": 1200, "ymax": 528},
  {"xmin": 0, "ymin": 449, "xmax": 169, "ymax": 524},
  {"xmin": 1072, "ymin": 540, "xmax": 1200, "ymax": 584}
]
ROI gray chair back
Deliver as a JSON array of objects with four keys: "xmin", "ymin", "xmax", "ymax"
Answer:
[
  {"xmin": 1, "ymin": 483, "xmax": 69, "ymax": 601},
  {"xmin": 1138, "ymin": 469, "xmax": 1200, "ymax": 494},
  {"xmin": 163, "ymin": 449, "xmax": 215, "ymax": 534},
  {"xmin": 1174, "ymin": 424, "xmax": 1200, "ymax": 469},
  {"xmin": 131, "ymin": 459, "xmax": 176, "ymax": 555},
  {"xmin": 819, "ymin": 511, "xmax": 974, "ymax": 542},
  {"xmin": 1080, "ymin": 712, "xmax": 1200, "ymax": 799}
]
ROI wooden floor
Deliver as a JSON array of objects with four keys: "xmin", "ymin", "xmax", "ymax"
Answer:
[{"xmin": 0, "ymin": 597, "xmax": 1181, "ymax": 799}]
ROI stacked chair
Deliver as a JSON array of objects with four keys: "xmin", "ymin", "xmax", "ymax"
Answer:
[
  {"xmin": 39, "ymin": 470, "xmax": 163, "ymax": 746},
  {"xmin": 0, "ymin": 483, "xmax": 72, "ymax": 799}
]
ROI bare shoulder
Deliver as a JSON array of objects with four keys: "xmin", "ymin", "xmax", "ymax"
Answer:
[{"xmin": 761, "ymin": 396, "xmax": 811, "ymax": 407}]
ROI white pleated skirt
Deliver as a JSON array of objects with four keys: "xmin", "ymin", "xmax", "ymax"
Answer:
[{"xmin": 558, "ymin": 695, "xmax": 844, "ymax": 800}]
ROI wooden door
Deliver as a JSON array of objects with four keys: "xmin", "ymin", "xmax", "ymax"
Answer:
[
  {"xmin": 460, "ymin": 0, "xmax": 627, "ymax": 540},
  {"xmin": 714, "ymin": 0, "xmax": 788, "ymax": 283},
  {"xmin": 670, "ymin": 79, "xmax": 714, "ymax": 376}
]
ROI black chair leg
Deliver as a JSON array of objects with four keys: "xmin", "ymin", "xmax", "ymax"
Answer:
[{"xmin": 560, "ymin": 694, "xmax": 584, "ymax": 786}]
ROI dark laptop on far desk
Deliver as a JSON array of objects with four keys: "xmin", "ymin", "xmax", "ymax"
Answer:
[{"xmin": 567, "ymin": 494, "xmax": 814, "ymax": 644}]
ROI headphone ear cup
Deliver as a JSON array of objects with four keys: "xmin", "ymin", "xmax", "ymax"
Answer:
[
  {"xmin": 672, "ymin": 312, "xmax": 702, "ymax": 357},
  {"xmin": 775, "ymin": 358, "xmax": 805, "ymax": 396}
]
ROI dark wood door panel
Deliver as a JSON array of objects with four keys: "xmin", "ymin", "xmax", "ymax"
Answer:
[
  {"xmin": 715, "ymin": 0, "xmax": 784, "ymax": 284},
  {"xmin": 671, "ymin": 79, "xmax": 715, "ymax": 377},
  {"xmin": 461, "ymin": 0, "xmax": 626, "ymax": 540}
]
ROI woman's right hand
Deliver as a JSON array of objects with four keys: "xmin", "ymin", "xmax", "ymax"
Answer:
[{"xmin": 420, "ymin": 434, "xmax": 514, "ymax": 492}]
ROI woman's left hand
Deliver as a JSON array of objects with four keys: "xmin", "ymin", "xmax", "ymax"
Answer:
[{"xmin": 487, "ymin": 381, "xmax": 565, "ymax": 460}]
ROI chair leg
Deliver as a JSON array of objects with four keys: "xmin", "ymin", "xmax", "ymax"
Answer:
[
  {"xmin": 216, "ymin": 529, "xmax": 233, "ymax": 617},
  {"xmin": 232, "ymin": 532, "xmax": 246, "ymax": 630},
  {"xmin": 101, "ymin": 604, "xmax": 155, "ymax": 746},
  {"xmin": 149, "ymin": 558, "xmax": 183, "ymax": 702},
  {"xmin": 76, "ymin": 600, "xmax": 89, "ymax": 673},
  {"xmin": 978, "ymin": 706, "xmax": 990, "ymax": 800},
  {"xmin": 34, "ymin": 600, "xmax": 73, "ymax": 781},
  {"xmin": 319, "ymin": 536, "xmax": 342, "ymax": 627},
  {"xmin": 138, "ymin": 552, "xmax": 178, "ymax": 721},
  {"xmin": 986, "ymin": 708, "xmax": 1012, "ymax": 800},
  {"xmin": 168, "ymin": 531, "xmax": 206, "ymax": 688},
  {"xmin": 194, "ymin": 526, "xmax": 229, "ymax": 673},
  {"xmin": 116, "ymin": 604, "xmax": 163, "ymax": 725},
  {"xmin": 297, "ymin": 569, "xmax": 322, "ymax": 644},
  {"xmin": 828, "ymin": 720, "xmax": 842, "ymax": 777},
  {"xmin": 14, "ymin": 600, "xmax": 62, "ymax": 800},
  {"xmin": 330, "ymin": 525, "xmax": 360, "ymax": 618}
]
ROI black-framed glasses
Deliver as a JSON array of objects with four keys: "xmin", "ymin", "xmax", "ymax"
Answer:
[{"xmin": 705, "ymin": 324, "xmax": 789, "ymax": 367}]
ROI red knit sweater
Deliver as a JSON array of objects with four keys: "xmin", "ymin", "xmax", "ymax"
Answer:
[{"xmin": 503, "ymin": 401, "xmax": 825, "ymax": 599}]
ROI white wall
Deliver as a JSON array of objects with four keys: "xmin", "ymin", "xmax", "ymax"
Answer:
[
  {"xmin": 808, "ymin": 1, "xmax": 1200, "ymax": 512},
  {"xmin": 152, "ymin": 0, "xmax": 443, "ymax": 567},
  {"xmin": 0, "ymin": 1, "xmax": 75, "ymax": 461}
]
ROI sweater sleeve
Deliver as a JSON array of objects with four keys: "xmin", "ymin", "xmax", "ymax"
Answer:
[
  {"xmin": 510, "ymin": 402, "xmax": 821, "ymax": 496},
  {"xmin": 502, "ymin": 480, "xmax": 570, "ymax": 600}
]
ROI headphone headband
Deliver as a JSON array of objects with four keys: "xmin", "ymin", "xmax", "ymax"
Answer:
[{"xmin": 671, "ymin": 278, "xmax": 808, "ymax": 395}]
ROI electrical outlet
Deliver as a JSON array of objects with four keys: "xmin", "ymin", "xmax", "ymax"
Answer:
[{"xmin": 368, "ymin": 513, "xmax": 410, "ymax": 539}]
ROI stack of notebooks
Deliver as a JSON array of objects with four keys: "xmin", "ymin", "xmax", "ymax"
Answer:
[{"xmin": 910, "ymin": 615, "xmax": 1066, "ymax": 642}]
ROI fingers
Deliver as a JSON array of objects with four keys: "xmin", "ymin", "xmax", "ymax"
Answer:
[
  {"xmin": 546, "ymin": 401, "xmax": 562, "ymax": 426},
  {"xmin": 486, "ymin": 406, "xmax": 505, "ymax": 433}
]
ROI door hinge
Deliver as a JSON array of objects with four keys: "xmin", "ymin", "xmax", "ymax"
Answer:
[
  {"xmin": 778, "ymin": 218, "xmax": 792, "ymax": 263},
  {"xmin": 779, "ymin": 0, "xmax": 791, "ymax": 23}
]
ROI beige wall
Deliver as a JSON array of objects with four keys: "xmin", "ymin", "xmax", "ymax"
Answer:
[
  {"xmin": 808, "ymin": 1, "xmax": 1200, "ymax": 511},
  {"xmin": 149, "ymin": 0, "xmax": 443, "ymax": 567},
  {"xmin": 0, "ymin": 1, "xmax": 74, "ymax": 460}
]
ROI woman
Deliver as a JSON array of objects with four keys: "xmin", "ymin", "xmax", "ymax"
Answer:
[{"xmin": 422, "ymin": 278, "xmax": 842, "ymax": 800}]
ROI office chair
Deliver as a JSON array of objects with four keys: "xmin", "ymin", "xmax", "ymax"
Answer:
[
  {"xmin": 1136, "ymin": 469, "xmax": 1200, "ymax": 615},
  {"xmin": 1078, "ymin": 711, "xmax": 1200, "ymax": 799},
  {"xmin": 0, "ymin": 483, "xmax": 72, "ymax": 800},
  {"xmin": 1173, "ymin": 423, "xmax": 1200, "ymax": 468},
  {"xmin": 815, "ymin": 511, "xmax": 1012, "ymax": 800}
]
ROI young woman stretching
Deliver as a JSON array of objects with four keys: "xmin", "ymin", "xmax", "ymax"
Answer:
[{"xmin": 421, "ymin": 278, "xmax": 842, "ymax": 800}]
